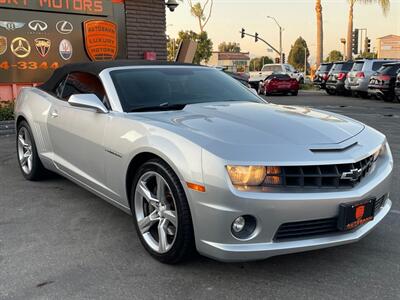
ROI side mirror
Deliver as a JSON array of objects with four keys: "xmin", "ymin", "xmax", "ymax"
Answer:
[{"xmin": 68, "ymin": 94, "xmax": 108, "ymax": 114}]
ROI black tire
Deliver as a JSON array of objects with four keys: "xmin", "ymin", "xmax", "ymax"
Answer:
[
  {"xmin": 359, "ymin": 92, "xmax": 369, "ymax": 99},
  {"xmin": 292, "ymin": 91, "xmax": 298, "ymax": 96},
  {"xmin": 383, "ymin": 94, "xmax": 395, "ymax": 102},
  {"xmin": 130, "ymin": 158, "xmax": 195, "ymax": 264},
  {"xmin": 16, "ymin": 120, "xmax": 47, "ymax": 181},
  {"xmin": 326, "ymin": 89, "xmax": 336, "ymax": 95}
]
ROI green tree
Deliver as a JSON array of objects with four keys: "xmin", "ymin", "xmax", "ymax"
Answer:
[
  {"xmin": 288, "ymin": 37, "xmax": 310, "ymax": 72},
  {"xmin": 346, "ymin": 0, "xmax": 390, "ymax": 59},
  {"xmin": 356, "ymin": 51, "xmax": 377, "ymax": 59},
  {"xmin": 171, "ymin": 30, "xmax": 213, "ymax": 64},
  {"xmin": 325, "ymin": 50, "xmax": 343, "ymax": 62},
  {"xmin": 167, "ymin": 37, "xmax": 179, "ymax": 61},
  {"xmin": 249, "ymin": 56, "xmax": 274, "ymax": 71},
  {"xmin": 218, "ymin": 42, "xmax": 241, "ymax": 53}
]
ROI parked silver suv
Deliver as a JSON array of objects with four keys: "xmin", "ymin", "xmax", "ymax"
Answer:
[{"xmin": 346, "ymin": 59, "xmax": 396, "ymax": 98}]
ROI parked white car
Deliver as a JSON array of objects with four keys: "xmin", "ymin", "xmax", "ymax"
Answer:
[{"xmin": 249, "ymin": 64, "xmax": 304, "ymax": 89}]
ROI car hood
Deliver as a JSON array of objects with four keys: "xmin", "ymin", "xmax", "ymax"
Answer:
[{"xmin": 137, "ymin": 101, "xmax": 365, "ymax": 147}]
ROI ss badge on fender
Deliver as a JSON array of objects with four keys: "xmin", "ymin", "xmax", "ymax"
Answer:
[
  {"xmin": 83, "ymin": 20, "xmax": 118, "ymax": 61},
  {"xmin": 34, "ymin": 38, "xmax": 51, "ymax": 57}
]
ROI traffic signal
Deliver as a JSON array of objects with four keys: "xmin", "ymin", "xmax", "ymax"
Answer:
[
  {"xmin": 365, "ymin": 37, "xmax": 371, "ymax": 53},
  {"xmin": 241, "ymin": 28, "xmax": 245, "ymax": 39},
  {"xmin": 352, "ymin": 29, "xmax": 359, "ymax": 54},
  {"xmin": 282, "ymin": 53, "xmax": 286, "ymax": 63},
  {"xmin": 255, "ymin": 32, "xmax": 259, "ymax": 42}
]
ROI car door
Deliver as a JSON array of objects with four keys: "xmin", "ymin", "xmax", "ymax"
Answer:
[{"xmin": 47, "ymin": 72, "xmax": 111, "ymax": 194}]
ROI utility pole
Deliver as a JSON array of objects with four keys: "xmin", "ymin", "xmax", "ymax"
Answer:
[{"xmin": 267, "ymin": 16, "xmax": 283, "ymax": 63}]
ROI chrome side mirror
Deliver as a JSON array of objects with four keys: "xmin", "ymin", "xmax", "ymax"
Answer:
[{"xmin": 68, "ymin": 94, "xmax": 108, "ymax": 113}]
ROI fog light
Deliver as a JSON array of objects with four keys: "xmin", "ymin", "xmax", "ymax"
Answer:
[
  {"xmin": 232, "ymin": 216, "xmax": 245, "ymax": 233},
  {"xmin": 231, "ymin": 215, "xmax": 257, "ymax": 239}
]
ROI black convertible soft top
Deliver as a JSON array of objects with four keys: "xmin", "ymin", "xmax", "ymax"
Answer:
[{"xmin": 39, "ymin": 60, "xmax": 196, "ymax": 93}]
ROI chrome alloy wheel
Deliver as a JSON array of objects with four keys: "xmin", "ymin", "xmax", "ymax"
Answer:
[
  {"xmin": 17, "ymin": 127, "xmax": 33, "ymax": 174},
  {"xmin": 134, "ymin": 171, "xmax": 178, "ymax": 254}
]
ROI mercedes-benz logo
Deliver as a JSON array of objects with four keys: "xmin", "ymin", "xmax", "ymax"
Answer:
[
  {"xmin": 56, "ymin": 21, "xmax": 73, "ymax": 34},
  {"xmin": 28, "ymin": 20, "xmax": 48, "ymax": 32},
  {"xmin": 11, "ymin": 37, "xmax": 31, "ymax": 58}
]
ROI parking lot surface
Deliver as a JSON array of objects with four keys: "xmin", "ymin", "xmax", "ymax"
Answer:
[{"xmin": 1, "ymin": 91, "xmax": 399, "ymax": 300}]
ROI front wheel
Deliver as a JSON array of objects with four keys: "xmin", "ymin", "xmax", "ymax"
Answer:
[
  {"xmin": 16, "ymin": 121, "xmax": 47, "ymax": 181},
  {"xmin": 131, "ymin": 159, "xmax": 195, "ymax": 264}
]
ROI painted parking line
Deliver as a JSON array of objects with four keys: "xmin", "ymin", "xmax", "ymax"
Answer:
[{"xmin": 390, "ymin": 210, "xmax": 400, "ymax": 215}]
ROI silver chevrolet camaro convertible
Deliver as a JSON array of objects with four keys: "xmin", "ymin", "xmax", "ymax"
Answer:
[{"xmin": 15, "ymin": 61, "xmax": 393, "ymax": 263}]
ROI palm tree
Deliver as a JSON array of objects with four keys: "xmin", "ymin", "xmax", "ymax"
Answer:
[
  {"xmin": 315, "ymin": 0, "xmax": 323, "ymax": 67},
  {"xmin": 346, "ymin": 0, "xmax": 390, "ymax": 60}
]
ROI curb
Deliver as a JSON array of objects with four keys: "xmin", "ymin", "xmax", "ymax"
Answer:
[{"xmin": 0, "ymin": 120, "xmax": 15, "ymax": 136}]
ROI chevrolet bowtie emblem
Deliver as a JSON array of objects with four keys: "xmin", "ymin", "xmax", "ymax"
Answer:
[{"xmin": 341, "ymin": 168, "xmax": 363, "ymax": 182}]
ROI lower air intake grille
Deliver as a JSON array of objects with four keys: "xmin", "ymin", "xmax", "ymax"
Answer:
[
  {"xmin": 274, "ymin": 218, "xmax": 339, "ymax": 241},
  {"xmin": 274, "ymin": 196, "xmax": 386, "ymax": 242}
]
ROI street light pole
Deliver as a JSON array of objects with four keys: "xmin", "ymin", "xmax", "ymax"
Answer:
[{"xmin": 267, "ymin": 16, "xmax": 283, "ymax": 63}]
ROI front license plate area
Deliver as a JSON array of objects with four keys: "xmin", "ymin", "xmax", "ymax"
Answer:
[{"xmin": 337, "ymin": 199, "xmax": 375, "ymax": 231}]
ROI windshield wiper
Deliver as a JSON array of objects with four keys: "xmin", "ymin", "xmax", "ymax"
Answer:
[{"xmin": 129, "ymin": 103, "xmax": 187, "ymax": 112}]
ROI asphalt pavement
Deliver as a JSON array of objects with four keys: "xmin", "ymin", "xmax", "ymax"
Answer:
[{"xmin": 0, "ymin": 90, "xmax": 399, "ymax": 300}]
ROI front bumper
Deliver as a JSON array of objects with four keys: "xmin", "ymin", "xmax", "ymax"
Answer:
[
  {"xmin": 199, "ymin": 199, "xmax": 391, "ymax": 262},
  {"xmin": 186, "ymin": 136, "xmax": 393, "ymax": 262}
]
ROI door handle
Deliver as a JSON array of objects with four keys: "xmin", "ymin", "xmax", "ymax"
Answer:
[{"xmin": 51, "ymin": 110, "xmax": 59, "ymax": 118}]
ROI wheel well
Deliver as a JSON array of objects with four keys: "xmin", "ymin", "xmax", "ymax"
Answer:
[
  {"xmin": 125, "ymin": 152, "xmax": 161, "ymax": 206},
  {"xmin": 16, "ymin": 115, "xmax": 26, "ymax": 128}
]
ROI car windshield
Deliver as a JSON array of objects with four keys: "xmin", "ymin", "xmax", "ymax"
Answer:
[
  {"xmin": 318, "ymin": 64, "xmax": 332, "ymax": 72},
  {"xmin": 352, "ymin": 62, "xmax": 364, "ymax": 72},
  {"xmin": 261, "ymin": 65, "xmax": 282, "ymax": 72},
  {"xmin": 110, "ymin": 67, "xmax": 262, "ymax": 112},
  {"xmin": 332, "ymin": 63, "xmax": 353, "ymax": 72},
  {"xmin": 376, "ymin": 65, "xmax": 400, "ymax": 76}
]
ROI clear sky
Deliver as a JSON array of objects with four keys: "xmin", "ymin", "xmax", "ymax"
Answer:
[{"xmin": 166, "ymin": 0, "xmax": 400, "ymax": 63}]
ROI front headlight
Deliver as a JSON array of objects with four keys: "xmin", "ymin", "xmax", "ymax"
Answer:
[
  {"xmin": 226, "ymin": 165, "xmax": 283, "ymax": 186},
  {"xmin": 226, "ymin": 165, "xmax": 266, "ymax": 186},
  {"xmin": 373, "ymin": 142, "xmax": 387, "ymax": 162}
]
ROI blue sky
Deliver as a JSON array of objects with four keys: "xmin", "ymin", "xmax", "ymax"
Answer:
[{"xmin": 167, "ymin": 0, "xmax": 400, "ymax": 63}]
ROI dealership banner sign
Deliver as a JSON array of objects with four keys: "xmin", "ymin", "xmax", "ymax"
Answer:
[{"xmin": 0, "ymin": 1, "xmax": 124, "ymax": 83}]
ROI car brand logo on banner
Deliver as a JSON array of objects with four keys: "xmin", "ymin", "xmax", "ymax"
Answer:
[
  {"xmin": 28, "ymin": 20, "xmax": 48, "ymax": 32},
  {"xmin": 0, "ymin": 36, "xmax": 7, "ymax": 55},
  {"xmin": 56, "ymin": 21, "xmax": 73, "ymax": 34},
  {"xmin": 34, "ymin": 38, "xmax": 51, "ymax": 57},
  {"xmin": 83, "ymin": 20, "xmax": 118, "ymax": 61},
  {"xmin": 59, "ymin": 39, "xmax": 72, "ymax": 60},
  {"xmin": 0, "ymin": 21, "xmax": 25, "ymax": 31},
  {"xmin": 11, "ymin": 37, "xmax": 31, "ymax": 58}
]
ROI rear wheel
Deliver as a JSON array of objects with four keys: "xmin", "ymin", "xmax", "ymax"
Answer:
[
  {"xmin": 16, "ymin": 121, "xmax": 47, "ymax": 181},
  {"xmin": 131, "ymin": 159, "xmax": 195, "ymax": 264},
  {"xmin": 291, "ymin": 91, "xmax": 298, "ymax": 96}
]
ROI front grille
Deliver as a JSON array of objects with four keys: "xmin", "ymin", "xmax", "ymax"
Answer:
[
  {"xmin": 274, "ymin": 218, "xmax": 339, "ymax": 241},
  {"xmin": 274, "ymin": 195, "xmax": 386, "ymax": 241},
  {"xmin": 265, "ymin": 155, "xmax": 374, "ymax": 189},
  {"xmin": 374, "ymin": 194, "xmax": 386, "ymax": 211}
]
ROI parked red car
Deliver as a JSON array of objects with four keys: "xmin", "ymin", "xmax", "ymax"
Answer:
[{"xmin": 258, "ymin": 74, "xmax": 299, "ymax": 96}]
